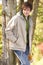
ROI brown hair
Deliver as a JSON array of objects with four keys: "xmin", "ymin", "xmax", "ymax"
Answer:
[{"xmin": 22, "ymin": 2, "xmax": 32, "ymax": 11}]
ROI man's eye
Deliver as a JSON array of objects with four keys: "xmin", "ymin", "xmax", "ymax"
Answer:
[{"xmin": 23, "ymin": 9, "xmax": 26, "ymax": 10}]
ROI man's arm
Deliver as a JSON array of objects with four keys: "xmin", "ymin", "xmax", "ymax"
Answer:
[
  {"xmin": 28, "ymin": 17, "xmax": 34, "ymax": 61},
  {"xmin": 29, "ymin": 17, "xmax": 34, "ymax": 53},
  {"xmin": 5, "ymin": 16, "xmax": 18, "ymax": 43}
]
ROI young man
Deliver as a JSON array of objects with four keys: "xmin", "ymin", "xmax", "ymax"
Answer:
[{"xmin": 5, "ymin": 2, "xmax": 34, "ymax": 65}]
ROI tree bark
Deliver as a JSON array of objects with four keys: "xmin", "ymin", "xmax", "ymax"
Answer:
[
  {"xmin": 2, "ymin": 0, "xmax": 20, "ymax": 65},
  {"xmin": 17, "ymin": 0, "xmax": 24, "ymax": 11},
  {"xmin": 28, "ymin": 0, "xmax": 33, "ymax": 5},
  {"xmin": 2, "ymin": 0, "xmax": 8, "ymax": 65},
  {"xmin": 32, "ymin": 0, "xmax": 40, "ymax": 36},
  {"xmin": 6, "ymin": 0, "xmax": 18, "ymax": 65}
]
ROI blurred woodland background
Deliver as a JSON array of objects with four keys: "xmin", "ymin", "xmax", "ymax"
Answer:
[{"xmin": 0, "ymin": 0, "xmax": 43, "ymax": 65}]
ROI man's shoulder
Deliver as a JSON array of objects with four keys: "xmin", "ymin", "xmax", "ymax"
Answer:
[
  {"xmin": 11, "ymin": 11, "xmax": 21, "ymax": 20},
  {"xmin": 29, "ymin": 15, "xmax": 32, "ymax": 20},
  {"xmin": 29, "ymin": 15, "xmax": 34, "ymax": 24}
]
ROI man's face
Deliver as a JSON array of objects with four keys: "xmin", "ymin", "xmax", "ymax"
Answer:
[{"xmin": 23, "ymin": 7, "xmax": 31, "ymax": 17}]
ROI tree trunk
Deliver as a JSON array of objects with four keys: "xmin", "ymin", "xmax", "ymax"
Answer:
[
  {"xmin": 17, "ymin": 0, "xmax": 24, "ymax": 11},
  {"xmin": 6, "ymin": 0, "xmax": 20, "ymax": 65},
  {"xmin": 32, "ymin": 0, "xmax": 40, "ymax": 36},
  {"xmin": 28, "ymin": 0, "xmax": 33, "ymax": 5},
  {"xmin": 2, "ymin": 0, "xmax": 8, "ymax": 65},
  {"xmin": 7, "ymin": 0, "xmax": 20, "ymax": 65},
  {"xmin": 2, "ymin": 0, "xmax": 20, "ymax": 65}
]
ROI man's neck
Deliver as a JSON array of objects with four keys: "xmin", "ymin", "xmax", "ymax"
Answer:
[
  {"xmin": 25, "ymin": 17, "xmax": 28, "ymax": 20},
  {"xmin": 20, "ymin": 11, "xmax": 29, "ymax": 20}
]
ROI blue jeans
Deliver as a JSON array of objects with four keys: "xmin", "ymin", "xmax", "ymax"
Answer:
[{"xmin": 14, "ymin": 45, "xmax": 30, "ymax": 65}]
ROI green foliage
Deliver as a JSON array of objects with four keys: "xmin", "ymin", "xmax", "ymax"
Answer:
[
  {"xmin": 0, "ymin": 4, "xmax": 2, "ymax": 16},
  {"xmin": 0, "ymin": 4, "xmax": 2, "ymax": 57},
  {"xmin": 33, "ymin": 22, "xmax": 43, "ymax": 45},
  {"xmin": 33, "ymin": 2, "xmax": 43, "ymax": 45},
  {"xmin": 0, "ymin": 10, "xmax": 2, "ymax": 16},
  {"xmin": 37, "ymin": 3, "xmax": 43, "ymax": 22},
  {"xmin": 31, "ymin": 2, "xmax": 43, "ymax": 65}
]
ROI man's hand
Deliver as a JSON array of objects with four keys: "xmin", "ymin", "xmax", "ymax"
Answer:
[{"xmin": 28, "ymin": 53, "xmax": 32, "ymax": 61}]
